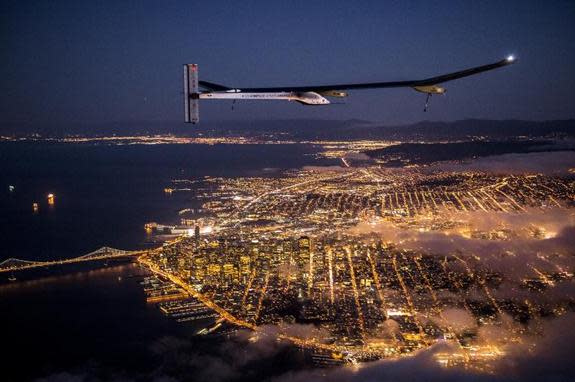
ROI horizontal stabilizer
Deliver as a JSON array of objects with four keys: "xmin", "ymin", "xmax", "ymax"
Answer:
[{"xmin": 199, "ymin": 81, "xmax": 231, "ymax": 91}]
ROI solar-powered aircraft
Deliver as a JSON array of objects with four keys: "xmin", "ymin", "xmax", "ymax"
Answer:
[{"xmin": 183, "ymin": 55, "xmax": 516, "ymax": 123}]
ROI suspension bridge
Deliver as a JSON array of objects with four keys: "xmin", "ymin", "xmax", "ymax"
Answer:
[{"xmin": 0, "ymin": 246, "xmax": 144, "ymax": 273}]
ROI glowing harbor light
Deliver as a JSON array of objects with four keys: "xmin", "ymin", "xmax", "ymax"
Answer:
[
  {"xmin": 32, "ymin": 202, "xmax": 39, "ymax": 212},
  {"xmin": 47, "ymin": 193, "xmax": 55, "ymax": 205}
]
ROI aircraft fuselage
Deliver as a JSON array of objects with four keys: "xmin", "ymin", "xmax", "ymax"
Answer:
[{"xmin": 199, "ymin": 91, "xmax": 330, "ymax": 105}]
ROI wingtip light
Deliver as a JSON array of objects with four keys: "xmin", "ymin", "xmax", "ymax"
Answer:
[{"xmin": 506, "ymin": 55, "xmax": 516, "ymax": 63}]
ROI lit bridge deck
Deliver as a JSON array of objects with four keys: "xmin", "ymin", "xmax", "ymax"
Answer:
[{"xmin": 0, "ymin": 246, "xmax": 144, "ymax": 273}]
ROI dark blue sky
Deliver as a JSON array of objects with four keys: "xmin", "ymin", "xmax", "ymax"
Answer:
[{"xmin": 2, "ymin": 0, "xmax": 574, "ymax": 126}]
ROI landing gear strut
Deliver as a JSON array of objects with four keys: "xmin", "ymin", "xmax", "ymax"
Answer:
[{"xmin": 424, "ymin": 93, "xmax": 432, "ymax": 112}]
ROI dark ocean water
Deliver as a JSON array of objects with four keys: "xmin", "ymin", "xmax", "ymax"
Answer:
[
  {"xmin": 0, "ymin": 142, "xmax": 331, "ymax": 381},
  {"xmin": 0, "ymin": 141, "xmax": 334, "ymax": 261},
  {"xmin": 0, "ymin": 263, "xmax": 190, "ymax": 381}
]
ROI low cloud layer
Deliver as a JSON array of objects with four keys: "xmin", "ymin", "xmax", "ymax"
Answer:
[
  {"xmin": 435, "ymin": 150, "xmax": 575, "ymax": 175},
  {"xmin": 350, "ymin": 208, "xmax": 575, "ymax": 271},
  {"xmin": 272, "ymin": 313, "xmax": 575, "ymax": 382},
  {"xmin": 35, "ymin": 313, "xmax": 575, "ymax": 382},
  {"xmin": 431, "ymin": 308, "xmax": 476, "ymax": 334}
]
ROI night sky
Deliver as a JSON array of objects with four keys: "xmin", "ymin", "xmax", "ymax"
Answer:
[{"xmin": 2, "ymin": 0, "xmax": 575, "ymax": 126}]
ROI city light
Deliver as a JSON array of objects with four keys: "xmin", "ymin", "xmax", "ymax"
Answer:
[
  {"xmin": 3, "ymin": 137, "xmax": 573, "ymax": 375},
  {"xmin": 124, "ymin": 163, "xmax": 574, "ymax": 370}
]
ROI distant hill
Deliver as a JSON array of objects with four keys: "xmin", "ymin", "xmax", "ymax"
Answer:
[
  {"xmin": 222, "ymin": 119, "xmax": 575, "ymax": 141},
  {"xmin": 363, "ymin": 140, "xmax": 574, "ymax": 166},
  {"xmin": 1, "ymin": 119, "xmax": 574, "ymax": 141}
]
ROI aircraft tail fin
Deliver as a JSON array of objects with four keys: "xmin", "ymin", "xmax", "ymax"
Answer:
[{"xmin": 183, "ymin": 64, "xmax": 199, "ymax": 124}]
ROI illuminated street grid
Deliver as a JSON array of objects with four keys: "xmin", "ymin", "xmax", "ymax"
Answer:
[
  {"xmin": 140, "ymin": 166, "xmax": 575, "ymax": 370},
  {"xmin": 169, "ymin": 168, "xmax": 574, "ymax": 236}
]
